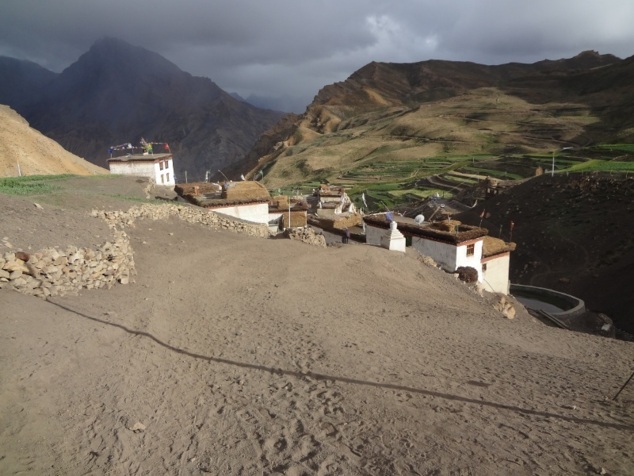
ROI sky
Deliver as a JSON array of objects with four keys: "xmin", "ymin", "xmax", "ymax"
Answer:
[{"xmin": 1, "ymin": 0, "xmax": 633, "ymax": 112}]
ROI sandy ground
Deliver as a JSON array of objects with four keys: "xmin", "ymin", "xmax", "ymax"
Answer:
[{"xmin": 1, "ymin": 184, "xmax": 634, "ymax": 475}]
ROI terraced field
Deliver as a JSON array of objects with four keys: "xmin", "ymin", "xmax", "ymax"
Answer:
[{"xmin": 273, "ymin": 145, "xmax": 634, "ymax": 213}]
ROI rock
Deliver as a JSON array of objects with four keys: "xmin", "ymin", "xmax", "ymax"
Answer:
[
  {"xmin": 15, "ymin": 251, "xmax": 30, "ymax": 262},
  {"xmin": 128, "ymin": 422, "xmax": 146, "ymax": 433},
  {"xmin": 3, "ymin": 259, "xmax": 29, "ymax": 273},
  {"xmin": 419, "ymin": 255, "xmax": 438, "ymax": 268},
  {"xmin": 33, "ymin": 202, "xmax": 43, "ymax": 209},
  {"xmin": 494, "ymin": 296, "xmax": 516, "ymax": 319},
  {"xmin": 283, "ymin": 227, "xmax": 326, "ymax": 247}
]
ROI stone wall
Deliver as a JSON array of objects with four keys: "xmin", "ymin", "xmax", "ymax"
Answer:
[
  {"xmin": 283, "ymin": 227, "xmax": 327, "ymax": 247},
  {"xmin": 0, "ymin": 229, "xmax": 134, "ymax": 298},
  {"xmin": 0, "ymin": 203, "xmax": 270, "ymax": 299}
]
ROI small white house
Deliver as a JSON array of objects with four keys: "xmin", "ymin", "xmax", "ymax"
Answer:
[
  {"xmin": 177, "ymin": 180, "xmax": 272, "ymax": 225},
  {"xmin": 363, "ymin": 214, "xmax": 515, "ymax": 295},
  {"xmin": 481, "ymin": 236, "xmax": 515, "ymax": 294},
  {"xmin": 108, "ymin": 152, "xmax": 175, "ymax": 186}
]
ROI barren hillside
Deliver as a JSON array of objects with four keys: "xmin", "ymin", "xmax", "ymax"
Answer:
[
  {"xmin": 245, "ymin": 52, "xmax": 634, "ymax": 189},
  {"xmin": 0, "ymin": 176, "xmax": 633, "ymax": 475},
  {"xmin": 0, "ymin": 105, "xmax": 107, "ymax": 177}
]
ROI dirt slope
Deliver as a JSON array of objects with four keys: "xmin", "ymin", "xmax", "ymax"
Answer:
[
  {"xmin": 0, "ymin": 178, "xmax": 633, "ymax": 475},
  {"xmin": 457, "ymin": 173, "xmax": 634, "ymax": 334},
  {"xmin": 0, "ymin": 105, "xmax": 107, "ymax": 177}
]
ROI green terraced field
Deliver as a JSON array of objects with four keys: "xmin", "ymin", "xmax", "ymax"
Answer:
[{"xmin": 267, "ymin": 144, "xmax": 634, "ymax": 212}]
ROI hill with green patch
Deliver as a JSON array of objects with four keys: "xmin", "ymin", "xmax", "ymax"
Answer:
[{"xmin": 244, "ymin": 51, "xmax": 634, "ymax": 206}]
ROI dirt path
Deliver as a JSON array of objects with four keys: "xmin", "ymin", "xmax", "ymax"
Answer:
[{"xmin": 2, "ymin": 214, "xmax": 633, "ymax": 475}]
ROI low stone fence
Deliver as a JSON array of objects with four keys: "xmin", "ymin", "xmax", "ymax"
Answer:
[
  {"xmin": 0, "ymin": 229, "xmax": 134, "ymax": 298},
  {"xmin": 0, "ymin": 203, "xmax": 270, "ymax": 299}
]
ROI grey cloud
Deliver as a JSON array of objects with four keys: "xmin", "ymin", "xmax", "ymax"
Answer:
[{"xmin": 1, "ymin": 0, "xmax": 632, "ymax": 112}]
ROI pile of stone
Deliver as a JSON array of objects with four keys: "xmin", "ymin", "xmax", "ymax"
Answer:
[
  {"xmin": 0, "ymin": 228, "xmax": 134, "ymax": 298},
  {"xmin": 283, "ymin": 227, "xmax": 327, "ymax": 247}
]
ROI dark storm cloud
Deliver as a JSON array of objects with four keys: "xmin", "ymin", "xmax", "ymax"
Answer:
[{"xmin": 1, "ymin": 0, "xmax": 633, "ymax": 112}]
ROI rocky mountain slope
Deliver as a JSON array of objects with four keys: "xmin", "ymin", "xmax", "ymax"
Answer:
[
  {"xmin": 0, "ymin": 105, "xmax": 106, "ymax": 176},
  {"xmin": 0, "ymin": 57, "xmax": 56, "ymax": 110},
  {"xmin": 0, "ymin": 38, "xmax": 285, "ymax": 181},
  {"xmin": 245, "ymin": 51, "xmax": 633, "ymax": 188}
]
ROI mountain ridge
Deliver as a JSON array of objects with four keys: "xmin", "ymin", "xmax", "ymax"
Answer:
[
  {"xmin": 243, "ymin": 51, "xmax": 633, "ymax": 187},
  {"xmin": 0, "ymin": 37, "xmax": 285, "ymax": 181}
]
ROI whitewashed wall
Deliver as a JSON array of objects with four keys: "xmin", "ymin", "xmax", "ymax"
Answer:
[
  {"xmin": 412, "ymin": 237, "xmax": 483, "ymax": 277},
  {"xmin": 455, "ymin": 239, "xmax": 484, "ymax": 276},
  {"xmin": 412, "ymin": 237, "xmax": 458, "ymax": 271},
  {"xmin": 109, "ymin": 161, "xmax": 156, "ymax": 180},
  {"xmin": 155, "ymin": 158, "xmax": 175, "ymax": 186},
  {"xmin": 109, "ymin": 157, "xmax": 175, "ymax": 186},
  {"xmin": 209, "ymin": 203, "xmax": 269, "ymax": 224},
  {"xmin": 482, "ymin": 253, "xmax": 510, "ymax": 294}
]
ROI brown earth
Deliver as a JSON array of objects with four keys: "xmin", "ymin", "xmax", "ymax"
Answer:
[
  {"xmin": 245, "ymin": 53, "xmax": 634, "ymax": 188},
  {"xmin": 1, "ymin": 176, "xmax": 633, "ymax": 475},
  {"xmin": 0, "ymin": 105, "xmax": 107, "ymax": 177},
  {"xmin": 456, "ymin": 173, "xmax": 634, "ymax": 335}
]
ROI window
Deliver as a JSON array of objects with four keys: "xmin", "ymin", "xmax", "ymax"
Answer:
[
  {"xmin": 166, "ymin": 173, "xmax": 170, "ymax": 182},
  {"xmin": 159, "ymin": 161, "xmax": 164, "ymax": 170},
  {"xmin": 482, "ymin": 263, "xmax": 487, "ymax": 271},
  {"xmin": 466, "ymin": 243, "xmax": 475, "ymax": 256},
  {"xmin": 161, "ymin": 174, "xmax": 165, "ymax": 184}
]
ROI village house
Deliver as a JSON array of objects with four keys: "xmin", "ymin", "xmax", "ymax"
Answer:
[
  {"xmin": 309, "ymin": 184, "xmax": 363, "ymax": 233},
  {"xmin": 480, "ymin": 236, "xmax": 516, "ymax": 294},
  {"xmin": 315, "ymin": 184, "xmax": 356, "ymax": 214},
  {"xmin": 107, "ymin": 142, "xmax": 175, "ymax": 186},
  {"xmin": 363, "ymin": 213, "xmax": 515, "ymax": 295},
  {"xmin": 269, "ymin": 195, "xmax": 309, "ymax": 231},
  {"xmin": 176, "ymin": 181, "xmax": 272, "ymax": 224}
]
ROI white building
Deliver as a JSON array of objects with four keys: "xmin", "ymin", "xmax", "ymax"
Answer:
[
  {"xmin": 481, "ymin": 236, "xmax": 515, "ymax": 294},
  {"xmin": 177, "ymin": 181, "xmax": 272, "ymax": 225},
  {"xmin": 107, "ymin": 142, "xmax": 174, "ymax": 185},
  {"xmin": 108, "ymin": 152, "xmax": 175, "ymax": 186},
  {"xmin": 363, "ymin": 214, "xmax": 515, "ymax": 294}
]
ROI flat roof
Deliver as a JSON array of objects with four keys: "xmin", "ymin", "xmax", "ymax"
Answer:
[
  {"xmin": 364, "ymin": 213, "xmax": 488, "ymax": 244},
  {"xmin": 108, "ymin": 153, "xmax": 172, "ymax": 163}
]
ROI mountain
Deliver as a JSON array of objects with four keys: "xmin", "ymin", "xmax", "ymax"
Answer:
[
  {"xmin": 245, "ymin": 51, "xmax": 633, "ymax": 188},
  {"xmin": 0, "ymin": 57, "xmax": 56, "ymax": 110},
  {"xmin": 245, "ymin": 93, "xmax": 308, "ymax": 114},
  {"xmin": 0, "ymin": 105, "xmax": 106, "ymax": 176},
  {"xmin": 3, "ymin": 38, "xmax": 285, "ymax": 182}
]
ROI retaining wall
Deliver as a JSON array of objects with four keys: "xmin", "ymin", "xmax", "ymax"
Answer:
[{"xmin": 510, "ymin": 283, "xmax": 586, "ymax": 322}]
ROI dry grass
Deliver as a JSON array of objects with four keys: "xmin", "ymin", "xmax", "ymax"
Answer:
[
  {"xmin": 260, "ymin": 86, "xmax": 602, "ymax": 192},
  {"xmin": 0, "ymin": 106, "xmax": 107, "ymax": 177}
]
